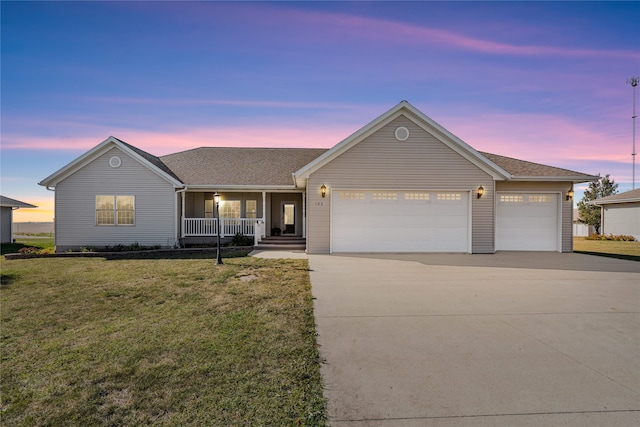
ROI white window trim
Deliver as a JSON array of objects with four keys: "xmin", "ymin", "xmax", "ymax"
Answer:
[{"xmin": 96, "ymin": 195, "xmax": 135, "ymax": 226}]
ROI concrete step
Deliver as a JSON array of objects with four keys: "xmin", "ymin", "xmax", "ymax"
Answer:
[
  {"xmin": 253, "ymin": 244, "xmax": 307, "ymax": 251},
  {"xmin": 255, "ymin": 237, "xmax": 306, "ymax": 251}
]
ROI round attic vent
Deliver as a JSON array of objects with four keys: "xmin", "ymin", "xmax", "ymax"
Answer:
[
  {"xmin": 109, "ymin": 156, "xmax": 122, "ymax": 168},
  {"xmin": 395, "ymin": 126, "xmax": 409, "ymax": 141}
]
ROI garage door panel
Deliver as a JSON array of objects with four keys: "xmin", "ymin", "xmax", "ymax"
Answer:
[
  {"xmin": 496, "ymin": 193, "xmax": 558, "ymax": 251},
  {"xmin": 332, "ymin": 190, "xmax": 469, "ymax": 253}
]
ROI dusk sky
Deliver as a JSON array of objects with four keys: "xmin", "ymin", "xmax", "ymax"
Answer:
[{"xmin": 2, "ymin": 1, "xmax": 639, "ymax": 222}]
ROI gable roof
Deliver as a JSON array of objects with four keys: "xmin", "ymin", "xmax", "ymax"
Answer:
[
  {"xmin": 39, "ymin": 102, "xmax": 597, "ymax": 191},
  {"xmin": 0, "ymin": 195, "xmax": 37, "ymax": 209},
  {"xmin": 480, "ymin": 152, "xmax": 598, "ymax": 183},
  {"xmin": 591, "ymin": 188, "xmax": 640, "ymax": 205},
  {"xmin": 294, "ymin": 101, "xmax": 598, "ymax": 185},
  {"xmin": 38, "ymin": 136, "xmax": 183, "ymax": 188},
  {"xmin": 294, "ymin": 100, "xmax": 513, "ymax": 185},
  {"xmin": 161, "ymin": 147, "xmax": 327, "ymax": 187}
]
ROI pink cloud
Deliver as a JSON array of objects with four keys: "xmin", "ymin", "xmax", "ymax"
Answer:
[
  {"xmin": 77, "ymin": 97, "xmax": 362, "ymax": 110},
  {"xmin": 1, "ymin": 124, "xmax": 353, "ymax": 154},
  {"xmin": 281, "ymin": 7, "xmax": 636, "ymax": 60},
  {"xmin": 440, "ymin": 111, "xmax": 629, "ymax": 164}
]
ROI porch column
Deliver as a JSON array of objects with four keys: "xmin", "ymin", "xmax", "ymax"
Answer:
[
  {"xmin": 302, "ymin": 191, "xmax": 306, "ymax": 238},
  {"xmin": 262, "ymin": 191, "xmax": 267, "ymax": 238},
  {"xmin": 181, "ymin": 191, "xmax": 186, "ymax": 238}
]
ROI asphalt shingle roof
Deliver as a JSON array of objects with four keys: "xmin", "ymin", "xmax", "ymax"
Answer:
[
  {"xmin": 592, "ymin": 188, "xmax": 640, "ymax": 204},
  {"xmin": 160, "ymin": 147, "xmax": 328, "ymax": 186},
  {"xmin": 0, "ymin": 196, "xmax": 37, "ymax": 208},
  {"xmin": 113, "ymin": 137, "xmax": 183, "ymax": 183},
  {"xmin": 480, "ymin": 152, "xmax": 595, "ymax": 179}
]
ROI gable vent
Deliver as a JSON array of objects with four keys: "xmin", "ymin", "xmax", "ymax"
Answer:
[
  {"xmin": 109, "ymin": 156, "xmax": 122, "ymax": 168},
  {"xmin": 395, "ymin": 126, "xmax": 410, "ymax": 141}
]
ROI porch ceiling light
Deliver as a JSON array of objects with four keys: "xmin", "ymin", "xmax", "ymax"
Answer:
[
  {"xmin": 321, "ymin": 184, "xmax": 327, "ymax": 198},
  {"xmin": 477, "ymin": 186, "xmax": 484, "ymax": 199},
  {"xmin": 566, "ymin": 189, "xmax": 574, "ymax": 201}
]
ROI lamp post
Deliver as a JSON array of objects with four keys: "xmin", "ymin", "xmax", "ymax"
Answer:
[{"xmin": 214, "ymin": 192, "xmax": 223, "ymax": 265}]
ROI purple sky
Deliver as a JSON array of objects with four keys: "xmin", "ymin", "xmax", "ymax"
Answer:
[{"xmin": 2, "ymin": 1, "xmax": 639, "ymax": 221}]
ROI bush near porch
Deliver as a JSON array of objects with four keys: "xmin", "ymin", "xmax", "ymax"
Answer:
[{"xmin": 0, "ymin": 256, "xmax": 327, "ymax": 426}]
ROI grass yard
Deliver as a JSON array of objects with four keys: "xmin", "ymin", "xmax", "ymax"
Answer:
[
  {"xmin": 0, "ymin": 255, "xmax": 326, "ymax": 426},
  {"xmin": 1, "ymin": 236, "xmax": 55, "ymax": 255},
  {"xmin": 573, "ymin": 237, "xmax": 640, "ymax": 260}
]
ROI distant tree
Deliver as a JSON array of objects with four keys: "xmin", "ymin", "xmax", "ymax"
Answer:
[{"xmin": 577, "ymin": 174, "xmax": 618, "ymax": 234}]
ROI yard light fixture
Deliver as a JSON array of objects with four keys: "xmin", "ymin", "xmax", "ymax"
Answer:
[
  {"xmin": 566, "ymin": 189, "xmax": 574, "ymax": 201},
  {"xmin": 213, "ymin": 192, "xmax": 223, "ymax": 265},
  {"xmin": 477, "ymin": 186, "xmax": 484, "ymax": 199},
  {"xmin": 320, "ymin": 184, "xmax": 327, "ymax": 198}
]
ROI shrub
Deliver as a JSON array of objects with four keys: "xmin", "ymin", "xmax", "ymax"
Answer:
[
  {"xmin": 18, "ymin": 247, "xmax": 42, "ymax": 255},
  {"xmin": 230, "ymin": 233, "xmax": 254, "ymax": 247},
  {"xmin": 83, "ymin": 242, "xmax": 162, "ymax": 252},
  {"xmin": 585, "ymin": 233, "xmax": 636, "ymax": 242}
]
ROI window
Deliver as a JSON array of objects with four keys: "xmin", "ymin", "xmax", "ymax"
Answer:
[
  {"xmin": 246, "ymin": 200, "xmax": 257, "ymax": 219},
  {"xmin": 339, "ymin": 192, "xmax": 365, "ymax": 200},
  {"xmin": 529, "ymin": 195, "xmax": 553, "ymax": 203},
  {"xmin": 372, "ymin": 192, "xmax": 398, "ymax": 201},
  {"xmin": 436, "ymin": 193, "xmax": 462, "ymax": 201},
  {"xmin": 220, "ymin": 200, "xmax": 241, "ymax": 218},
  {"xmin": 205, "ymin": 199, "xmax": 214, "ymax": 218},
  {"xmin": 405, "ymin": 192, "xmax": 429, "ymax": 201},
  {"xmin": 500, "ymin": 195, "xmax": 524, "ymax": 203},
  {"xmin": 96, "ymin": 196, "xmax": 134, "ymax": 225}
]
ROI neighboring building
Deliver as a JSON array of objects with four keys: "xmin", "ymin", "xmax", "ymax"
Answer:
[
  {"xmin": 39, "ymin": 101, "xmax": 597, "ymax": 253},
  {"xmin": 573, "ymin": 209, "xmax": 595, "ymax": 237},
  {"xmin": 591, "ymin": 188, "xmax": 640, "ymax": 240},
  {"xmin": 0, "ymin": 196, "xmax": 37, "ymax": 244}
]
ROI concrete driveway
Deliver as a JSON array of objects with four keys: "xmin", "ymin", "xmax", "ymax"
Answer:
[{"xmin": 309, "ymin": 253, "xmax": 640, "ymax": 426}]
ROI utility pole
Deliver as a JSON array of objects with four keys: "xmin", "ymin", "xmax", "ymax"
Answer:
[{"xmin": 628, "ymin": 76, "xmax": 638, "ymax": 189}]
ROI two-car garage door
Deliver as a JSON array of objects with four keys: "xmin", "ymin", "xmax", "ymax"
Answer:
[
  {"xmin": 330, "ymin": 190, "xmax": 561, "ymax": 253},
  {"xmin": 331, "ymin": 190, "xmax": 469, "ymax": 252}
]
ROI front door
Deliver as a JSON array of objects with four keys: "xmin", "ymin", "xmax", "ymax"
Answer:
[{"xmin": 282, "ymin": 202, "xmax": 296, "ymax": 234}]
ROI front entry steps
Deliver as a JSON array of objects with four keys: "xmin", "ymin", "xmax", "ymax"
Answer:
[{"xmin": 254, "ymin": 236, "xmax": 306, "ymax": 251}]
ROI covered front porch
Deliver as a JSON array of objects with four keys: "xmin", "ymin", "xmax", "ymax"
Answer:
[{"xmin": 178, "ymin": 190, "xmax": 306, "ymax": 246}]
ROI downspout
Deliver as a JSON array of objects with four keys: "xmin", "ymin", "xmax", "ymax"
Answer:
[
  {"xmin": 176, "ymin": 187, "xmax": 187, "ymax": 247},
  {"xmin": 45, "ymin": 186, "xmax": 56, "ymax": 251}
]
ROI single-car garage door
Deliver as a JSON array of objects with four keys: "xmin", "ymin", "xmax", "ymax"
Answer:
[
  {"xmin": 331, "ymin": 190, "xmax": 469, "ymax": 252},
  {"xmin": 496, "ymin": 193, "xmax": 559, "ymax": 251}
]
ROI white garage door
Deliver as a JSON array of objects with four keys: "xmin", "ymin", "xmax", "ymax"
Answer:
[
  {"xmin": 331, "ymin": 190, "xmax": 469, "ymax": 252},
  {"xmin": 496, "ymin": 193, "xmax": 559, "ymax": 251}
]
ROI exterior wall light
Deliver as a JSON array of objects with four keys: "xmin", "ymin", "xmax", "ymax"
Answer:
[
  {"xmin": 321, "ymin": 184, "xmax": 327, "ymax": 198},
  {"xmin": 477, "ymin": 186, "xmax": 484, "ymax": 199},
  {"xmin": 566, "ymin": 189, "xmax": 574, "ymax": 201}
]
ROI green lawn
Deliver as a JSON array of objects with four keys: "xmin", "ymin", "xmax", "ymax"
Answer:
[
  {"xmin": 1, "ymin": 236, "xmax": 55, "ymax": 255},
  {"xmin": 0, "ymin": 256, "xmax": 326, "ymax": 426},
  {"xmin": 573, "ymin": 237, "xmax": 640, "ymax": 260}
]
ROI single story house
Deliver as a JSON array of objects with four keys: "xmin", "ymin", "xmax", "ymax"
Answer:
[
  {"xmin": 1, "ymin": 195, "xmax": 37, "ymax": 244},
  {"xmin": 590, "ymin": 188, "xmax": 640, "ymax": 240},
  {"xmin": 39, "ymin": 101, "xmax": 597, "ymax": 254}
]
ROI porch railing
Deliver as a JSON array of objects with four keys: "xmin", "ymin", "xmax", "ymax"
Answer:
[{"xmin": 182, "ymin": 218, "xmax": 259, "ymax": 237}]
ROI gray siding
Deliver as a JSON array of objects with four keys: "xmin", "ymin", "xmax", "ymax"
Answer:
[
  {"xmin": 54, "ymin": 146, "xmax": 177, "ymax": 252},
  {"xmin": 306, "ymin": 115, "xmax": 494, "ymax": 253},
  {"xmin": 1, "ymin": 207, "xmax": 12, "ymax": 244},
  {"xmin": 602, "ymin": 202, "xmax": 640, "ymax": 240},
  {"xmin": 495, "ymin": 181, "xmax": 574, "ymax": 252}
]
